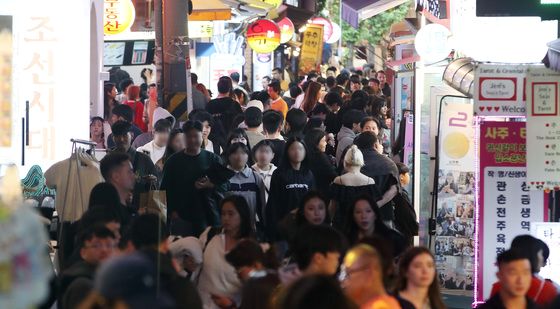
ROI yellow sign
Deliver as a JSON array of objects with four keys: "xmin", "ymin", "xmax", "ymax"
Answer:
[
  {"xmin": 189, "ymin": 21, "xmax": 214, "ymax": 38},
  {"xmin": 298, "ymin": 24, "xmax": 323, "ymax": 75},
  {"xmin": 104, "ymin": 0, "xmax": 136, "ymax": 35}
]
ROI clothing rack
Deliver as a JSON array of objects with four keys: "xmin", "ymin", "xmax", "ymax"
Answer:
[{"xmin": 56, "ymin": 139, "xmax": 98, "ymax": 270}]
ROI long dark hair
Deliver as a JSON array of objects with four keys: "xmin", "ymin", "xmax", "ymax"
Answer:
[
  {"xmin": 397, "ymin": 247, "xmax": 446, "ymax": 309},
  {"xmin": 303, "ymin": 128, "xmax": 326, "ymax": 153},
  {"xmin": 161, "ymin": 129, "xmax": 184, "ymax": 165},
  {"xmin": 301, "ymin": 81, "xmax": 322, "ymax": 114},
  {"xmin": 225, "ymin": 129, "xmax": 253, "ymax": 165},
  {"xmin": 103, "ymin": 83, "xmax": 116, "ymax": 120},
  {"xmin": 279, "ymin": 136, "xmax": 309, "ymax": 171},
  {"xmin": 343, "ymin": 194, "xmax": 387, "ymax": 245},
  {"xmin": 295, "ymin": 191, "xmax": 330, "ymax": 226},
  {"xmin": 220, "ymin": 195, "xmax": 255, "ymax": 239}
]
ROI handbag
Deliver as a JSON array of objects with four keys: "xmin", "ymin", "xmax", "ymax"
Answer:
[{"xmin": 139, "ymin": 180, "xmax": 167, "ymax": 221}]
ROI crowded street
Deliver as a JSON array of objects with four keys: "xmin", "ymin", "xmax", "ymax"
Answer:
[{"xmin": 0, "ymin": 0, "xmax": 559, "ymax": 308}]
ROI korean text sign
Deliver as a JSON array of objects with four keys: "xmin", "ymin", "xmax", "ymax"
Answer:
[
  {"xmin": 525, "ymin": 66, "xmax": 560, "ymax": 190},
  {"xmin": 477, "ymin": 121, "xmax": 546, "ymax": 301},
  {"xmin": 298, "ymin": 24, "xmax": 323, "ymax": 75}
]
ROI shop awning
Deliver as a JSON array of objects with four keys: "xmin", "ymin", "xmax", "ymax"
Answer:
[
  {"xmin": 543, "ymin": 38, "xmax": 560, "ymax": 72},
  {"xmin": 342, "ymin": 0, "xmax": 408, "ymax": 28},
  {"xmin": 191, "ymin": 0, "xmax": 232, "ymax": 21}
]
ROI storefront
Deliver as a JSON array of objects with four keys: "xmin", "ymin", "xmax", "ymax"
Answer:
[{"xmin": 0, "ymin": 0, "xmax": 104, "ymax": 174}]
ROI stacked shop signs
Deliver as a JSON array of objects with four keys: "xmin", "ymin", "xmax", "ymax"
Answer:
[
  {"xmin": 434, "ymin": 102, "xmax": 475, "ymax": 292},
  {"xmin": 477, "ymin": 121, "xmax": 546, "ymax": 301},
  {"xmin": 525, "ymin": 67, "xmax": 560, "ymax": 190}
]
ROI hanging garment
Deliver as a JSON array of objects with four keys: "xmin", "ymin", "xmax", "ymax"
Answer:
[{"xmin": 45, "ymin": 151, "xmax": 104, "ymax": 222}]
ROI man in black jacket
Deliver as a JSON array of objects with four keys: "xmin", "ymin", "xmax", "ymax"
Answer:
[
  {"xmin": 354, "ymin": 132, "xmax": 399, "ymax": 228},
  {"xmin": 129, "ymin": 214, "xmax": 203, "ymax": 309},
  {"xmin": 111, "ymin": 120, "xmax": 158, "ymax": 210},
  {"xmin": 58, "ymin": 226, "xmax": 117, "ymax": 309}
]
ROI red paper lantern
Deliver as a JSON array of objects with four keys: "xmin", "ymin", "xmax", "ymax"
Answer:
[{"xmin": 247, "ymin": 19, "xmax": 281, "ymax": 54}]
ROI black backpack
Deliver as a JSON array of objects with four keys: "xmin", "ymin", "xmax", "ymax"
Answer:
[{"xmin": 393, "ymin": 190, "xmax": 419, "ymax": 238}]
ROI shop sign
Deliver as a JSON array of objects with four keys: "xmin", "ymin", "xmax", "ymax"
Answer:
[
  {"xmin": 473, "ymin": 64, "xmax": 529, "ymax": 117},
  {"xmin": 189, "ymin": 21, "xmax": 213, "ymax": 38},
  {"xmin": 246, "ymin": 19, "xmax": 281, "ymax": 54},
  {"xmin": 326, "ymin": 22, "xmax": 341, "ymax": 44},
  {"xmin": 298, "ymin": 24, "xmax": 323, "ymax": 75},
  {"xmin": 434, "ymin": 103, "xmax": 475, "ymax": 293},
  {"xmin": 525, "ymin": 66, "xmax": 560, "ymax": 190},
  {"xmin": 310, "ymin": 17, "xmax": 333, "ymax": 42},
  {"xmin": 478, "ymin": 121, "xmax": 546, "ymax": 302},
  {"xmin": 252, "ymin": 52, "xmax": 274, "ymax": 91},
  {"xmin": 531, "ymin": 222, "xmax": 560, "ymax": 284},
  {"xmin": 104, "ymin": 0, "xmax": 136, "ymax": 35},
  {"xmin": 277, "ymin": 17, "xmax": 294, "ymax": 44}
]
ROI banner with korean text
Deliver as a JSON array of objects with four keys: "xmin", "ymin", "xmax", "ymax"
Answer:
[
  {"xmin": 477, "ymin": 121, "xmax": 547, "ymax": 302},
  {"xmin": 298, "ymin": 24, "xmax": 323, "ymax": 75}
]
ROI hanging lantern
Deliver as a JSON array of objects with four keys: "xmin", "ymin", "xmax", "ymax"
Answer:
[
  {"xmin": 326, "ymin": 22, "xmax": 341, "ymax": 44},
  {"xmin": 310, "ymin": 17, "xmax": 333, "ymax": 42},
  {"xmin": 103, "ymin": 0, "xmax": 136, "ymax": 35},
  {"xmin": 246, "ymin": 19, "xmax": 281, "ymax": 54},
  {"xmin": 278, "ymin": 17, "xmax": 295, "ymax": 44}
]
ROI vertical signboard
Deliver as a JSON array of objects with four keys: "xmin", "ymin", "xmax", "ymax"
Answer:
[
  {"xmin": 434, "ymin": 102, "xmax": 475, "ymax": 292},
  {"xmin": 298, "ymin": 24, "xmax": 323, "ymax": 75},
  {"xmin": 473, "ymin": 64, "xmax": 528, "ymax": 117},
  {"xmin": 526, "ymin": 66, "xmax": 560, "ymax": 190},
  {"xmin": 252, "ymin": 52, "xmax": 274, "ymax": 91},
  {"xmin": 0, "ymin": 16, "xmax": 12, "ymax": 148},
  {"xmin": 477, "ymin": 121, "xmax": 546, "ymax": 301}
]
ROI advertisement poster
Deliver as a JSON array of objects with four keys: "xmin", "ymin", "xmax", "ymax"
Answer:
[
  {"xmin": 477, "ymin": 121, "xmax": 546, "ymax": 302},
  {"xmin": 394, "ymin": 72, "xmax": 413, "ymax": 139},
  {"xmin": 0, "ymin": 16, "xmax": 12, "ymax": 148},
  {"xmin": 298, "ymin": 24, "xmax": 323, "ymax": 75},
  {"xmin": 473, "ymin": 64, "xmax": 528, "ymax": 117},
  {"xmin": 531, "ymin": 222, "xmax": 560, "ymax": 284},
  {"xmin": 209, "ymin": 53, "xmax": 243, "ymax": 96},
  {"xmin": 525, "ymin": 66, "xmax": 560, "ymax": 190},
  {"xmin": 252, "ymin": 52, "xmax": 274, "ymax": 91},
  {"xmin": 435, "ymin": 102, "xmax": 475, "ymax": 293}
]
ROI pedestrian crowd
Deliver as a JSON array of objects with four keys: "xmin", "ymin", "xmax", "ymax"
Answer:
[{"xmin": 53, "ymin": 66, "xmax": 558, "ymax": 309}]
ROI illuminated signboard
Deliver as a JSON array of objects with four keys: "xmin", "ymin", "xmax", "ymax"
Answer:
[{"xmin": 104, "ymin": 0, "xmax": 135, "ymax": 35}]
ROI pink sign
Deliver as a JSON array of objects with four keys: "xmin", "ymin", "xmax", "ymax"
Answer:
[{"xmin": 476, "ymin": 121, "xmax": 547, "ymax": 303}]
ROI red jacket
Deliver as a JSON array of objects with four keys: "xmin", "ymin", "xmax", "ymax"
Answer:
[
  {"xmin": 490, "ymin": 276, "xmax": 558, "ymax": 306},
  {"xmin": 124, "ymin": 100, "xmax": 148, "ymax": 132}
]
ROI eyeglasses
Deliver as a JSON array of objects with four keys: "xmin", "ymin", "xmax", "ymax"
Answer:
[{"xmin": 338, "ymin": 264, "xmax": 370, "ymax": 282}]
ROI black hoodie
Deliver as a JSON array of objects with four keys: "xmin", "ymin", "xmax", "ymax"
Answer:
[{"xmin": 265, "ymin": 167, "xmax": 315, "ymax": 241}]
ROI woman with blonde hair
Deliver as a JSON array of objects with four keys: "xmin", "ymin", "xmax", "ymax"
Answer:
[{"xmin": 329, "ymin": 145, "xmax": 380, "ymax": 227}]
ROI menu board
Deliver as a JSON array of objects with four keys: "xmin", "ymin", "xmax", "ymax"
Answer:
[
  {"xmin": 131, "ymin": 41, "xmax": 148, "ymax": 65},
  {"xmin": 526, "ymin": 66, "xmax": 560, "ymax": 190},
  {"xmin": 103, "ymin": 42, "xmax": 126, "ymax": 66}
]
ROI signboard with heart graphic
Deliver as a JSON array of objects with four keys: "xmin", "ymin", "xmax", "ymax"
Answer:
[
  {"xmin": 473, "ymin": 64, "xmax": 529, "ymax": 117},
  {"xmin": 526, "ymin": 66, "xmax": 560, "ymax": 190}
]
